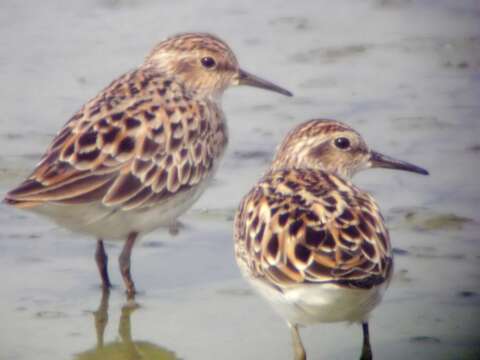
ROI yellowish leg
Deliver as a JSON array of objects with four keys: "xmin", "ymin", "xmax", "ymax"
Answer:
[{"xmin": 289, "ymin": 323, "xmax": 306, "ymax": 360}]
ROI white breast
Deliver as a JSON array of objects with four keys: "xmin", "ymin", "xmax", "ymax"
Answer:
[{"xmin": 245, "ymin": 275, "xmax": 388, "ymax": 326}]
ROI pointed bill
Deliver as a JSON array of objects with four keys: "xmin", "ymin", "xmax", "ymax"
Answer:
[
  {"xmin": 369, "ymin": 151, "xmax": 429, "ymax": 175},
  {"xmin": 236, "ymin": 69, "xmax": 293, "ymax": 97}
]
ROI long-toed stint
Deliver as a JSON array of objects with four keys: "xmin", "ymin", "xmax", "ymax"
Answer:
[
  {"xmin": 234, "ymin": 119, "xmax": 428, "ymax": 360},
  {"xmin": 4, "ymin": 32, "xmax": 292, "ymax": 298}
]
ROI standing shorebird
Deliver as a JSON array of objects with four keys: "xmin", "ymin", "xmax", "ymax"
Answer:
[
  {"xmin": 234, "ymin": 119, "xmax": 428, "ymax": 359},
  {"xmin": 4, "ymin": 32, "xmax": 292, "ymax": 298}
]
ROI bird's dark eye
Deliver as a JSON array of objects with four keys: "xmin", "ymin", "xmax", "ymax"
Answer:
[
  {"xmin": 334, "ymin": 137, "xmax": 351, "ymax": 149},
  {"xmin": 201, "ymin": 57, "xmax": 216, "ymax": 69}
]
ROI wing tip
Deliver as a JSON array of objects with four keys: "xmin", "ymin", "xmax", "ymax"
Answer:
[
  {"xmin": 3, "ymin": 195, "xmax": 40, "ymax": 209},
  {"xmin": 3, "ymin": 179, "xmax": 44, "ymax": 209}
]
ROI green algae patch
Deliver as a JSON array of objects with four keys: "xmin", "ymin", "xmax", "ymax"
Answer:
[
  {"xmin": 75, "ymin": 342, "xmax": 178, "ymax": 360},
  {"xmin": 404, "ymin": 212, "xmax": 474, "ymax": 231}
]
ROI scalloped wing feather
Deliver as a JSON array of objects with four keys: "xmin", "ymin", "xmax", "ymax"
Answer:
[
  {"xmin": 234, "ymin": 168, "xmax": 393, "ymax": 291},
  {"xmin": 5, "ymin": 68, "xmax": 227, "ymax": 211}
]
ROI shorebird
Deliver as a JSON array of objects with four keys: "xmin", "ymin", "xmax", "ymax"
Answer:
[
  {"xmin": 4, "ymin": 32, "xmax": 292, "ymax": 298},
  {"xmin": 234, "ymin": 119, "xmax": 428, "ymax": 359}
]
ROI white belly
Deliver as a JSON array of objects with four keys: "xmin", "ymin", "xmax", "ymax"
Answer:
[
  {"xmin": 246, "ymin": 276, "xmax": 388, "ymax": 325},
  {"xmin": 29, "ymin": 180, "xmax": 210, "ymax": 240}
]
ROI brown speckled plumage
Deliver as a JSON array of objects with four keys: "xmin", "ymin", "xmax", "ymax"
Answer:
[
  {"xmin": 4, "ymin": 32, "xmax": 292, "ymax": 298},
  {"xmin": 6, "ymin": 67, "xmax": 226, "ymax": 210},
  {"xmin": 234, "ymin": 168, "xmax": 393, "ymax": 291},
  {"xmin": 233, "ymin": 119, "xmax": 428, "ymax": 360}
]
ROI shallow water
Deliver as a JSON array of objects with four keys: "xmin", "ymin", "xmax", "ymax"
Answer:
[{"xmin": 1, "ymin": 0, "xmax": 479, "ymax": 359}]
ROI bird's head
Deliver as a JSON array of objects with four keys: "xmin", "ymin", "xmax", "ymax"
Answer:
[
  {"xmin": 271, "ymin": 119, "xmax": 429, "ymax": 179},
  {"xmin": 145, "ymin": 32, "xmax": 292, "ymax": 99}
]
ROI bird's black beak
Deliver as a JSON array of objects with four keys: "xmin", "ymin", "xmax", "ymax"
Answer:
[
  {"xmin": 370, "ymin": 151, "xmax": 429, "ymax": 175},
  {"xmin": 236, "ymin": 69, "xmax": 293, "ymax": 97}
]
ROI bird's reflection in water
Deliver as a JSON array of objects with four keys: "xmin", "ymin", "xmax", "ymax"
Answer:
[{"xmin": 75, "ymin": 291, "xmax": 178, "ymax": 360}]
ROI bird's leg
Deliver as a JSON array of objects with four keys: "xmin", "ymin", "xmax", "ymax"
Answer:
[
  {"xmin": 360, "ymin": 321, "xmax": 373, "ymax": 360},
  {"xmin": 119, "ymin": 232, "xmax": 138, "ymax": 299},
  {"xmin": 95, "ymin": 239, "xmax": 111, "ymax": 289},
  {"xmin": 93, "ymin": 288, "xmax": 110, "ymax": 349},
  {"xmin": 168, "ymin": 220, "xmax": 180, "ymax": 236},
  {"xmin": 289, "ymin": 323, "xmax": 306, "ymax": 360}
]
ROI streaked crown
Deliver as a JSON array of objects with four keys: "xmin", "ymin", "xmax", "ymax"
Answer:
[{"xmin": 143, "ymin": 32, "xmax": 292, "ymax": 99}]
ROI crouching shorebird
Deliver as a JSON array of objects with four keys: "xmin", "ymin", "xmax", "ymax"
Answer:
[
  {"xmin": 234, "ymin": 119, "xmax": 428, "ymax": 359},
  {"xmin": 4, "ymin": 32, "xmax": 292, "ymax": 298}
]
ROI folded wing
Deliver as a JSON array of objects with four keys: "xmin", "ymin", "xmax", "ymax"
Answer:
[
  {"xmin": 5, "ymin": 68, "xmax": 226, "ymax": 211},
  {"xmin": 234, "ymin": 169, "xmax": 393, "ymax": 290}
]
